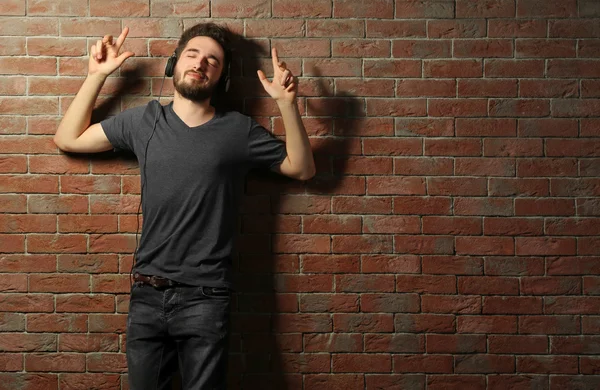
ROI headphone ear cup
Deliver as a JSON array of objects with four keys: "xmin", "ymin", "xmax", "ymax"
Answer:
[{"xmin": 165, "ymin": 53, "xmax": 177, "ymax": 77}]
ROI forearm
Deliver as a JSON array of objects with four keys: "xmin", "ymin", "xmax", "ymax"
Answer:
[
  {"xmin": 54, "ymin": 73, "xmax": 107, "ymax": 147},
  {"xmin": 277, "ymin": 100, "xmax": 315, "ymax": 178}
]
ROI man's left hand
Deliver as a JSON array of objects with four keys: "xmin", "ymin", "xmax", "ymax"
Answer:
[{"xmin": 257, "ymin": 48, "xmax": 297, "ymax": 104}]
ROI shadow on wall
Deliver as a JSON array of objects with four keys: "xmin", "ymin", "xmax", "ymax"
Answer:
[{"xmin": 83, "ymin": 31, "xmax": 363, "ymax": 390}]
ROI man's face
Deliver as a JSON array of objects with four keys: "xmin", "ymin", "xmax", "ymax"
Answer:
[{"xmin": 173, "ymin": 36, "xmax": 225, "ymax": 102}]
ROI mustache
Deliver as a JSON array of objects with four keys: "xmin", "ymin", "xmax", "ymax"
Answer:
[{"xmin": 184, "ymin": 70, "xmax": 206, "ymax": 78}]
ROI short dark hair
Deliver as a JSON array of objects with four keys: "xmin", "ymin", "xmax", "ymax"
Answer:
[{"xmin": 176, "ymin": 22, "xmax": 231, "ymax": 69}]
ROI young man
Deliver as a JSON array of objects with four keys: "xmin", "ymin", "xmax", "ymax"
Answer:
[{"xmin": 53, "ymin": 23, "xmax": 315, "ymax": 390}]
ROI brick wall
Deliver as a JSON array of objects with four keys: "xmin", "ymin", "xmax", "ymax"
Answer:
[{"xmin": 1, "ymin": 0, "xmax": 600, "ymax": 389}]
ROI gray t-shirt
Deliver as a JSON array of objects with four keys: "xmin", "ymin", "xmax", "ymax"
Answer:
[{"xmin": 101, "ymin": 100, "xmax": 287, "ymax": 288}]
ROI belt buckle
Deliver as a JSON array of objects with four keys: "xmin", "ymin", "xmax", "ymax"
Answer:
[{"xmin": 148, "ymin": 275, "xmax": 162, "ymax": 288}]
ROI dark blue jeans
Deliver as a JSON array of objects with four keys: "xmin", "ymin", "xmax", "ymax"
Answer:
[{"xmin": 126, "ymin": 281, "xmax": 231, "ymax": 390}]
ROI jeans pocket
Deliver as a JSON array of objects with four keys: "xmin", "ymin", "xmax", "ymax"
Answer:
[{"xmin": 199, "ymin": 286, "xmax": 230, "ymax": 299}]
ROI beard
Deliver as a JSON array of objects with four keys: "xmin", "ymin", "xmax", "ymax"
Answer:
[{"xmin": 173, "ymin": 68, "xmax": 217, "ymax": 102}]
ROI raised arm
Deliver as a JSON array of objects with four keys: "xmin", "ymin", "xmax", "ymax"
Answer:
[
  {"xmin": 257, "ymin": 48, "xmax": 316, "ymax": 180},
  {"xmin": 53, "ymin": 27, "xmax": 134, "ymax": 153}
]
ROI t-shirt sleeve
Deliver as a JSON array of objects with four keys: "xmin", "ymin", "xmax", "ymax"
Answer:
[
  {"xmin": 100, "ymin": 105, "xmax": 146, "ymax": 152},
  {"xmin": 247, "ymin": 118, "xmax": 287, "ymax": 171}
]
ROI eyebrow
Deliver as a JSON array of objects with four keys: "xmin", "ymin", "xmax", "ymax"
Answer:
[{"xmin": 183, "ymin": 48, "xmax": 221, "ymax": 64}]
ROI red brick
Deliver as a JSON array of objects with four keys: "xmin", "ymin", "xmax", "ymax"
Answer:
[
  {"xmin": 0, "ymin": 16, "xmax": 57, "ymax": 35},
  {"xmin": 272, "ymin": 0, "xmax": 330, "ymax": 17},
  {"xmin": 0, "ymin": 294, "xmax": 54, "ymax": 313},
  {"xmin": 29, "ymin": 194, "xmax": 88, "ymax": 214},
  {"xmin": 393, "ymin": 196, "xmax": 451, "ymax": 215},
  {"xmin": 304, "ymin": 58, "xmax": 362, "ymax": 77},
  {"xmin": 332, "ymin": 235, "xmax": 393, "ymax": 254},
  {"xmin": 515, "ymin": 198, "xmax": 575, "ymax": 216},
  {"xmin": 395, "ymin": 235, "xmax": 454, "ymax": 255},
  {"xmin": 87, "ymin": 353, "xmax": 127, "ymax": 372},
  {"xmin": 458, "ymin": 79, "xmax": 517, "ymax": 97},
  {"xmin": 305, "ymin": 374, "xmax": 363, "ymax": 390},
  {"xmin": 455, "ymin": 118, "xmax": 515, "ymax": 137},
  {"xmin": 456, "ymin": 0, "xmax": 515, "ymax": 17},
  {"xmin": 458, "ymin": 276, "xmax": 520, "ymax": 296},
  {"xmin": 484, "ymin": 296, "xmax": 543, "ymax": 314},
  {"xmin": 396, "ymin": 275, "xmax": 456, "ymax": 294},
  {"xmin": 518, "ymin": 118, "xmax": 583, "ymax": 137},
  {"xmin": 0, "ymin": 97, "xmax": 58, "ymax": 115},
  {"xmin": 582, "ymin": 80, "xmax": 600, "ymax": 98},
  {"xmin": 28, "ymin": 234, "xmax": 87, "ymax": 254},
  {"xmin": 517, "ymin": 0, "xmax": 576, "ymax": 17},
  {"xmin": 485, "ymin": 256, "xmax": 545, "ymax": 276},
  {"xmin": 333, "ymin": 0, "xmax": 392, "ymax": 18},
  {"xmin": 336, "ymin": 274, "xmax": 395, "ymax": 292},
  {"xmin": 456, "ymin": 236, "xmax": 514, "ymax": 256},
  {"xmin": 397, "ymin": 79, "xmax": 455, "ymax": 97},
  {"xmin": 485, "ymin": 59, "xmax": 544, "ymax": 77},
  {"xmin": 363, "ymin": 137, "xmax": 421, "ymax": 156},
  {"xmin": 550, "ymin": 375, "xmax": 600, "ymax": 389},
  {"xmin": 364, "ymin": 59, "xmax": 421, "ymax": 77},
  {"xmin": 56, "ymin": 294, "xmax": 115, "ymax": 313},
  {"xmin": 395, "ymin": 314, "xmax": 455, "ymax": 333},
  {"xmin": 27, "ymin": 313, "xmax": 87, "ymax": 333},
  {"xmin": 454, "ymin": 39, "xmax": 513, "ymax": 58},
  {"xmin": 393, "ymin": 40, "xmax": 451, "ymax": 58},
  {"xmin": 580, "ymin": 40, "xmax": 600, "ymax": 57},
  {"xmin": 429, "ymin": 99, "xmax": 488, "ymax": 117},
  {"xmin": 516, "ymin": 237, "xmax": 576, "ymax": 256},
  {"xmin": 488, "ymin": 178, "xmax": 549, "ymax": 197},
  {"xmin": 0, "ymin": 254, "xmax": 56, "ymax": 274},
  {"xmin": 425, "ymin": 60, "xmax": 482, "ymax": 78},
  {"xmin": 26, "ymin": 353, "xmax": 85, "ymax": 372},
  {"xmin": 484, "ymin": 217, "xmax": 544, "ymax": 236},
  {"xmin": 457, "ymin": 315, "xmax": 517, "ymax": 333},
  {"xmin": 332, "ymin": 354, "xmax": 391, "ymax": 373},
  {"xmin": 0, "ymin": 214, "xmax": 55, "ymax": 234},
  {"xmin": 489, "ymin": 99, "xmax": 550, "ymax": 117},
  {"xmin": 396, "ymin": 118, "xmax": 454, "ymax": 137},
  {"xmin": 332, "ymin": 39, "xmax": 390, "ymax": 58},
  {"xmin": 28, "ymin": 0, "xmax": 87, "ymax": 16},
  {"xmin": 548, "ymin": 60, "xmax": 600, "ymax": 78},
  {"xmin": 335, "ymin": 79, "xmax": 394, "ymax": 96},
  {"xmin": 333, "ymin": 313, "xmax": 394, "ymax": 333},
  {"xmin": 428, "ymin": 19, "xmax": 486, "ymax": 38},
  {"xmin": 367, "ymin": 20, "xmax": 424, "ymax": 39},
  {"xmin": 27, "ymin": 37, "xmax": 86, "ymax": 56},
  {"xmin": 421, "ymin": 295, "xmax": 481, "ymax": 314},
  {"xmin": 366, "ymin": 98, "xmax": 427, "ymax": 117},
  {"xmin": 517, "ymin": 158, "xmax": 577, "ymax": 177},
  {"xmin": 361, "ymin": 254, "xmax": 417, "ymax": 275},
  {"xmin": 0, "ymin": 0, "xmax": 25, "ymax": 15},
  {"xmin": 484, "ymin": 138, "xmax": 543, "ymax": 156},
  {"xmin": 394, "ymin": 157, "xmax": 453, "ymax": 176},
  {"xmin": 488, "ymin": 19, "xmax": 547, "ymax": 38},
  {"xmin": 150, "ymin": 0, "xmax": 209, "ymax": 16},
  {"xmin": 332, "ymin": 196, "xmax": 391, "ymax": 214},
  {"xmin": 517, "ymin": 355, "xmax": 578, "ymax": 374},
  {"xmin": 454, "ymin": 198, "xmax": 514, "ymax": 216},
  {"xmin": 365, "ymin": 333, "xmax": 423, "ymax": 353},
  {"xmin": 59, "ymin": 374, "xmax": 121, "ymax": 390},
  {"xmin": 395, "ymin": 0, "xmax": 454, "ymax": 18},
  {"xmin": 361, "ymin": 293, "xmax": 420, "ymax": 313},
  {"xmin": 0, "ymin": 117, "xmax": 26, "ymax": 135},
  {"xmin": 0, "ymin": 156, "xmax": 26, "ymax": 173},
  {"xmin": 307, "ymin": 20, "xmax": 363, "ymax": 38},
  {"xmin": 299, "ymin": 294, "xmax": 358, "ymax": 313},
  {"xmin": 273, "ymin": 314, "xmax": 332, "ymax": 332},
  {"xmin": 367, "ymin": 177, "xmax": 426, "ymax": 195},
  {"xmin": 89, "ymin": 0, "xmax": 148, "ymax": 16},
  {"xmin": 422, "ymin": 216, "xmax": 481, "ymax": 235},
  {"xmin": 427, "ymin": 334, "xmax": 486, "ymax": 353},
  {"xmin": 428, "ymin": 177, "xmax": 486, "ymax": 196},
  {"xmin": 425, "ymin": 138, "xmax": 482, "ymax": 157}
]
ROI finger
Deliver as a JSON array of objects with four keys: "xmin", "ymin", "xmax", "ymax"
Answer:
[
  {"xmin": 116, "ymin": 51, "xmax": 135, "ymax": 65},
  {"xmin": 280, "ymin": 69, "xmax": 291, "ymax": 85},
  {"xmin": 285, "ymin": 82, "xmax": 296, "ymax": 92},
  {"xmin": 102, "ymin": 35, "xmax": 113, "ymax": 44},
  {"xmin": 96, "ymin": 39, "xmax": 103, "ymax": 60},
  {"xmin": 115, "ymin": 27, "xmax": 129, "ymax": 52},
  {"xmin": 257, "ymin": 70, "xmax": 271, "ymax": 88},
  {"xmin": 90, "ymin": 44, "xmax": 97, "ymax": 60},
  {"xmin": 271, "ymin": 48, "xmax": 279, "ymax": 71}
]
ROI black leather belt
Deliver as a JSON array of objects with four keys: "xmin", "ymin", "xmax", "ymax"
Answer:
[{"xmin": 133, "ymin": 273, "xmax": 188, "ymax": 288}]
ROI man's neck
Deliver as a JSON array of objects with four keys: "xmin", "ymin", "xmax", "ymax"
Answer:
[{"xmin": 172, "ymin": 93, "xmax": 215, "ymax": 128}]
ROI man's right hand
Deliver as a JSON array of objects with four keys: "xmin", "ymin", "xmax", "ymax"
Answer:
[{"xmin": 89, "ymin": 27, "xmax": 135, "ymax": 77}]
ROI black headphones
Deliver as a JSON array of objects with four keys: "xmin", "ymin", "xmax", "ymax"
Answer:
[{"xmin": 164, "ymin": 51, "xmax": 231, "ymax": 93}]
